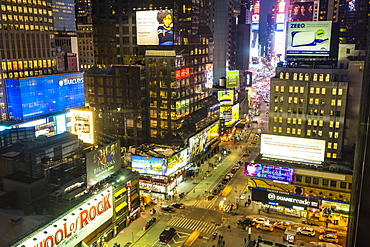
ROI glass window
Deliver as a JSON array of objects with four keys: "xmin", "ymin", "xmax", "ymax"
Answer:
[
  {"xmin": 313, "ymin": 120, "xmax": 317, "ymax": 126},
  {"xmin": 348, "ymin": 183, "xmax": 352, "ymax": 189},
  {"xmin": 313, "ymin": 178, "xmax": 319, "ymax": 184},
  {"xmin": 294, "ymin": 87, "xmax": 299, "ymax": 93},
  {"xmin": 293, "ymin": 73, "xmax": 298, "ymax": 80},
  {"xmin": 337, "ymin": 100, "xmax": 342, "ymax": 106},
  {"xmin": 331, "ymin": 99, "xmax": 336, "ymax": 106},
  {"xmin": 288, "ymin": 97, "xmax": 293, "ymax": 103},
  {"xmin": 287, "ymin": 118, "xmax": 291, "ymax": 124},
  {"xmin": 315, "ymin": 88, "xmax": 320, "ymax": 94},
  {"xmin": 330, "ymin": 180, "xmax": 337, "ymax": 187},
  {"xmin": 340, "ymin": 182, "xmax": 346, "ymax": 189},
  {"xmin": 300, "ymin": 87, "xmax": 304, "ymax": 93},
  {"xmin": 307, "ymin": 129, "xmax": 311, "ymax": 136},
  {"xmin": 294, "ymin": 97, "xmax": 298, "ymax": 103},
  {"xmin": 322, "ymin": 179, "xmax": 329, "ymax": 186},
  {"xmin": 315, "ymin": 98, "xmax": 319, "ymax": 105},
  {"xmin": 304, "ymin": 73, "xmax": 310, "ymax": 80},
  {"xmin": 335, "ymin": 122, "xmax": 340, "ymax": 128},
  {"xmin": 279, "ymin": 72, "xmax": 284, "ymax": 79},
  {"xmin": 313, "ymin": 73, "xmax": 318, "ymax": 81},
  {"xmin": 292, "ymin": 128, "xmax": 296, "ymax": 134},
  {"xmin": 338, "ymin": 89, "xmax": 343, "ymax": 95},
  {"xmin": 273, "ymin": 117, "xmax": 278, "ymax": 122},
  {"xmin": 299, "ymin": 73, "xmax": 304, "ymax": 80},
  {"xmin": 318, "ymin": 131, "xmax": 322, "ymax": 137},
  {"xmin": 296, "ymin": 175, "xmax": 302, "ymax": 182},
  {"xmin": 310, "ymin": 87, "xmax": 315, "ymax": 94},
  {"xmin": 280, "ymin": 86, "xmax": 285, "ymax": 92},
  {"xmin": 297, "ymin": 129, "xmax": 301, "ymax": 135},
  {"xmin": 298, "ymin": 119, "xmax": 302, "ymax": 124},
  {"xmin": 327, "ymin": 153, "xmax": 331, "ymax": 158},
  {"xmin": 289, "ymin": 86, "xmax": 293, "ymax": 92},
  {"xmin": 321, "ymin": 88, "xmax": 326, "ymax": 94},
  {"xmin": 309, "ymin": 98, "xmax": 314, "ymax": 104},
  {"xmin": 287, "ymin": 128, "xmax": 291, "ymax": 134},
  {"xmin": 275, "ymin": 86, "xmax": 279, "ymax": 92},
  {"xmin": 325, "ymin": 74, "xmax": 330, "ymax": 82},
  {"xmin": 278, "ymin": 127, "xmax": 282, "ymax": 133},
  {"xmin": 319, "ymin": 74, "xmax": 324, "ymax": 81},
  {"xmin": 273, "ymin": 126, "xmax": 277, "ymax": 132},
  {"xmin": 279, "ymin": 117, "xmax": 283, "ymax": 123},
  {"xmin": 285, "ymin": 73, "xmax": 290, "ymax": 79},
  {"xmin": 329, "ymin": 121, "xmax": 334, "ymax": 127},
  {"xmin": 292, "ymin": 118, "xmax": 297, "ymax": 124},
  {"xmin": 307, "ymin": 119, "xmax": 312, "ymax": 125},
  {"xmin": 333, "ymin": 143, "xmax": 338, "ymax": 149},
  {"xmin": 334, "ymin": 132, "xmax": 339, "ymax": 138},
  {"xmin": 305, "ymin": 176, "xmax": 311, "ymax": 183},
  {"xmin": 332, "ymin": 88, "xmax": 337, "ymax": 95}
]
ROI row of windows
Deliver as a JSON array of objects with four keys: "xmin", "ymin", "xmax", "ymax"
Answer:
[
  {"xmin": 0, "ymin": 23, "xmax": 52, "ymax": 31},
  {"xmin": 271, "ymin": 126, "xmax": 340, "ymax": 138},
  {"xmin": 0, "ymin": 69, "xmax": 52, "ymax": 79},
  {"xmin": 4, "ymin": 0, "xmax": 46, "ymax": 6},
  {"xmin": 275, "ymin": 97, "xmax": 342, "ymax": 106},
  {"xmin": 295, "ymin": 175, "xmax": 351, "ymax": 189},
  {"xmin": 2, "ymin": 60, "xmax": 53, "ymax": 71},
  {"xmin": 274, "ymin": 117, "xmax": 341, "ymax": 128},
  {"xmin": 275, "ymin": 85, "xmax": 344, "ymax": 95},
  {"xmin": 279, "ymin": 72, "xmax": 331, "ymax": 82},
  {"xmin": 273, "ymin": 107, "xmax": 341, "ymax": 117},
  {"xmin": 2, "ymin": 5, "xmax": 48, "ymax": 14}
]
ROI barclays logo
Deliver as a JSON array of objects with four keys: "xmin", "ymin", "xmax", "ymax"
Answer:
[
  {"xmin": 268, "ymin": 193, "xmax": 276, "ymax": 201},
  {"xmin": 59, "ymin": 78, "xmax": 84, "ymax": 86}
]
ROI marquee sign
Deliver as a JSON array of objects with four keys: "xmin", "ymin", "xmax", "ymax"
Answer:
[{"xmin": 15, "ymin": 187, "xmax": 113, "ymax": 247}]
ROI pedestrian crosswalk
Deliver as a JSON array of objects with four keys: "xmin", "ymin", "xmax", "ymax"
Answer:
[{"xmin": 167, "ymin": 216, "xmax": 219, "ymax": 234}]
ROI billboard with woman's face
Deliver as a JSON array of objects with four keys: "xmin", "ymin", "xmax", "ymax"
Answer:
[
  {"xmin": 136, "ymin": 10, "xmax": 174, "ymax": 45},
  {"xmin": 291, "ymin": 2, "xmax": 314, "ymax": 21}
]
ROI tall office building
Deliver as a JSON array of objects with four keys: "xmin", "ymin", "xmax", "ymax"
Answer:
[{"xmin": 86, "ymin": 0, "xmax": 219, "ymax": 148}]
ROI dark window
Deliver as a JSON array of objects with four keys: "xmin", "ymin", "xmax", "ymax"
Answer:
[
  {"xmin": 348, "ymin": 183, "xmax": 352, "ymax": 189},
  {"xmin": 296, "ymin": 175, "xmax": 302, "ymax": 182},
  {"xmin": 330, "ymin": 180, "xmax": 337, "ymax": 187},
  {"xmin": 313, "ymin": 178, "xmax": 319, "ymax": 184},
  {"xmin": 305, "ymin": 176, "xmax": 311, "ymax": 183},
  {"xmin": 340, "ymin": 182, "xmax": 346, "ymax": 189},
  {"xmin": 322, "ymin": 179, "xmax": 329, "ymax": 186}
]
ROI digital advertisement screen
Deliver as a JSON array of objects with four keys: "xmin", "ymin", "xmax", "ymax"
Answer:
[
  {"xmin": 136, "ymin": 10, "xmax": 174, "ymax": 45},
  {"xmin": 226, "ymin": 71, "xmax": 239, "ymax": 88},
  {"xmin": 86, "ymin": 141, "xmax": 121, "ymax": 187},
  {"xmin": 189, "ymin": 121, "xmax": 219, "ymax": 157},
  {"xmin": 287, "ymin": 21, "xmax": 332, "ymax": 56},
  {"xmin": 166, "ymin": 148, "xmax": 190, "ymax": 175},
  {"xmin": 5, "ymin": 73, "xmax": 85, "ymax": 120},
  {"xmin": 260, "ymin": 134, "xmax": 326, "ymax": 163},
  {"xmin": 218, "ymin": 91, "xmax": 234, "ymax": 105},
  {"xmin": 70, "ymin": 110, "xmax": 94, "ymax": 144},
  {"xmin": 244, "ymin": 163, "xmax": 294, "ymax": 182},
  {"xmin": 204, "ymin": 63, "xmax": 214, "ymax": 89},
  {"xmin": 291, "ymin": 2, "xmax": 314, "ymax": 22},
  {"xmin": 231, "ymin": 104, "xmax": 240, "ymax": 124},
  {"xmin": 132, "ymin": 156, "xmax": 167, "ymax": 176}
]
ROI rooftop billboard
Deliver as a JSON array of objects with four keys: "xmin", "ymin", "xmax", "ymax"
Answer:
[
  {"xmin": 70, "ymin": 110, "xmax": 94, "ymax": 144},
  {"xmin": 226, "ymin": 71, "xmax": 239, "ymax": 88},
  {"xmin": 136, "ymin": 10, "xmax": 174, "ymax": 45},
  {"xmin": 86, "ymin": 141, "xmax": 121, "ymax": 187},
  {"xmin": 260, "ymin": 134, "xmax": 326, "ymax": 163},
  {"xmin": 287, "ymin": 21, "xmax": 332, "ymax": 56},
  {"xmin": 132, "ymin": 156, "xmax": 166, "ymax": 176},
  {"xmin": 218, "ymin": 91, "xmax": 234, "ymax": 105},
  {"xmin": 5, "ymin": 73, "xmax": 85, "ymax": 120},
  {"xmin": 244, "ymin": 163, "xmax": 294, "ymax": 182},
  {"xmin": 291, "ymin": 2, "xmax": 314, "ymax": 21},
  {"xmin": 189, "ymin": 121, "xmax": 219, "ymax": 157}
]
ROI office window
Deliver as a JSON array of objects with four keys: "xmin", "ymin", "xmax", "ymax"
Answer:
[
  {"xmin": 300, "ymin": 87, "xmax": 304, "ymax": 93},
  {"xmin": 309, "ymin": 98, "xmax": 314, "ymax": 104},
  {"xmin": 313, "ymin": 178, "xmax": 319, "ymax": 184},
  {"xmin": 280, "ymin": 86, "xmax": 285, "ymax": 92},
  {"xmin": 330, "ymin": 180, "xmax": 337, "ymax": 187},
  {"xmin": 331, "ymin": 99, "xmax": 336, "ymax": 106},
  {"xmin": 313, "ymin": 73, "xmax": 318, "ymax": 81},
  {"xmin": 328, "ymin": 142, "xmax": 332, "ymax": 149},
  {"xmin": 289, "ymin": 86, "xmax": 293, "ymax": 92},
  {"xmin": 315, "ymin": 98, "xmax": 319, "ymax": 105},
  {"xmin": 334, "ymin": 132, "xmax": 339, "ymax": 138},
  {"xmin": 292, "ymin": 118, "xmax": 297, "ymax": 124},
  {"xmin": 315, "ymin": 88, "xmax": 320, "ymax": 94},
  {"xmin": 299, "ymin": 73, "xmax": 304, "ymax": 80},
  {"xmin": 338, "ymin": 89, "xmax": 343, "ymax": 95},
  {"xmin": 298, "ymin": 108, "xmax": 303, "ymax": 114},
  {"xmin": 285, "ymin": 73, "xmax": 290, "ymax": 79},
  {"xmin": 329, "ymin": 121, "xmax": 334, "ymax": 127},
  {"xmin": 327, "ymin": 153, "xmax": 331, "ymax": 158},
  {"xmin": 273, "ymin": 117, "xmax": 278, "ymax": 122},
  {"xmin": 321, "ymin": 88, "xmax": 326, "ymax": 94},
  {"xmin": 307, "ymin": 119, "xmax": 312, "ymax": 125},
  {"xmin": 296, "ymin": 175, "xmax": 302, "ymax": 182},
  {"xmin": 292, "ymin": 128, "xmax": 296, "ymax": 134},
  {"xmin": 305, "ymin": 176, "xmax": 311, "ymax": 183},
  {"xmin": 313, "ymin": 120, "xmax": 317, "ymax": 126},
  {"xmin": 310, "ymin": 87, "xmax": 315, "ymax": 94},
  {"xmin": 274, "ymin": 96, "xmax": 279, "ymax": 102},
  {"xmin": 287, "ymin": 118, "xmax": 291, "ymax": 124},
  {"xmin": 340, "ymin": 182, "xmax": 346, "ymax": 189},
  {"xmin": 337, "ymin": 100, "xmax": 342, "ymax": 106},
  {"xmin": 305, "ymin": 73, "xmax": 310, "ymax": 80},
  {"xmin": 322, "ymin": 179, "xmax": 329, "ymax": 186},
  {"xmin": 297, "ymin": 129, "xmax": 301, "ymax": 135},
  {"xmin": 274, "ymin": 106, "xmax": 278, "ymax": 112},
  {"xmin": 293, "ymin": 73, "xmax": 298, "ymax": 80},
  {"xmin": 325, "ymin": 74, "xmax": 330, "ymax": 82},
  {"xmin": 319, "ymin": 74, "xmax": 324, "ymax": 81},
  {"xmin": 335, "ymin": 122, "xmax": 340, "ymax": 128},
  {"xmin": 275, "ymin": 86, "xmax": 279, "ymax": 92},
  {"xmin": 279, "ymin": 107, "xmax": 283, "ymax": 112},
  {"xmin": 294, "ymin": 87, "xmax": 299, "ymax": 93},
  {"xmin": 294, "ymin": 97, "xmax": 298, "ymax": 103},
  {"xmin": 279, "ymin": 117, "xmax": 283, "ymax": 123},
  {"xmin": 318, "ymin": 131, "xmax": 322, "ymax": 137},
  {"xmin": 332, "ymin": 88, "xmax": 337, "ymax": 95},
  {"xmin": 287, "ymin": 128, "xmax": 291, "ymax": 134},
  {"xmin": 273, "ymin": 126, "xmax": 277, "ymax": 132},
  {"xmin": 333, "ymin": 143, "xmax": 338, "ymax": 149},
  {"xmin": 288, "ymin": 97, "xmax": 293, "ymax": 103},
  {"xmin": 307, "ymin": 129, "xmax": 311, "ymax": 136},
  {"xmin": 278, "ymin": 127, "xmax": 282, "ymax": 133},
  {"xmin": 298, "ymin": 119, "xmax": 302, "ymax": 124},
  {"xmin": 320, "ymin": 110, "xmax": 325, "ymax": 116}
]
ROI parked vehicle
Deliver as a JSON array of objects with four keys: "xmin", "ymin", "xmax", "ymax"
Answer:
[
  {"xmin": 253, "ymin": 217, "xmax": 269, "ymax": 225},
  {"xmin": 238, "ymin": 219, "xmax": 254, "ymax": 227},
  {"xmin": 297, "ymin": 227, "xmax": 316, "ymax": 237},
  {"xmin": 256, "ymin": 223, "xmax": 274, "ymax": 232},
  {"xmin": 143, "ymin": 217, "xmax": 156, "ymax": 231},
  {"xmin": 319, "ymin": 233, "xmax": 339, "ymax": 244},
  {"xmin": 159, "ymin": 227, "xmax": 176, "ymax": 244}
]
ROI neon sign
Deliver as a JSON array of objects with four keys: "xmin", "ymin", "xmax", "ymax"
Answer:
[{"xmin": 244, "ymin": 163, "xmax": 294, "ymax": 182}]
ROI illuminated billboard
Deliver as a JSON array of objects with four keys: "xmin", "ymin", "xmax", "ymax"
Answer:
[
  {"xmin": 204, "ymin": 63, "xmax": 214, "ymax": 89},
  {"xmin": 220, "ymin": 105, "xmax": 232, "ymax": 123},
  {"xmin": 231, "ymin": 104, "xmax": 240, "ymax": 123},
  {"xmin": 291, "ymin": 2, "xmax": 314, "ymax": 22},
  {"xmin": 70, "ymin": 110, "xmax": 94, "ymax": 144},
  {"xmin": 261, "ymin": 134, "xmax": 326, "ymax": 163},
  {"xmin": 226, "ymin": 71, "xmax": 239, "ymax": 88},
  {"xmin": 244, "ymin": 163, "xmax": 294, "ymax": 182},
  {"xmin": 218, "ymin": 91, "xmax": 234, "ymax": 105},
  {"xmin": 86, "ymin": 141, "xmax": 121, "ymax": 187},
  {"xmin": 15, "ymin": 186, "xmax": 113, "ymax": 247},
  {"xmin": 189, "ymin": 121, "xmax": 219, "ymax": 157},
  {"xmin": 136, "ymin": 10, "xmax": 173, "ymax": 45},
  {"xmin": 5, "ymin": 73, "xmax": 85, "ymax": 120},
  {"xmin": 167, "ymin": 148, "xmax": 190, "ymax": 175},
  {"xmin": 132, "ymin": 156, "xmax": 166, "ymax": 176},
  {"xmin": 287, "ymin": 21, "xmax": 332, "ymax": 56}
]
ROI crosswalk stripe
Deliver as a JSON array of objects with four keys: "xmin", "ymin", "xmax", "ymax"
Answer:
[{"xmin": 167, "ymin": 216, "xmax": 219, "ymax": 234}]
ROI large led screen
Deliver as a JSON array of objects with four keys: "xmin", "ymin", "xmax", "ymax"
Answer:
[
  {"xmin": 167, "ymin": 149, "xmax": 190, "ymax": 175},
  {"xmin": 132, "ymin": 156, "xmax": 167, "ymax": 176},
  {"xmin": 218, "ymin": 91, "xmax": 234, "ymax": 105},
  {"xmin": 136, "ymin": 10, "xmax": 174, "ymax": 45},
  {"xmin": 86, "ymin": 141, "xmax": 121, "ymax": 187},
  {"xmin": 291, "ymin": 2, "xmax": 314, "ymax": 21},
  {"xmin": 244, "ymin": 163, "xmax": 294, "ymax": 182},
  {"xmin": 287, "ymin": 21, "xmax": 332, "ymax": 56},
  {"xmin": 70, "ymin": 110, "xmax": 94, "ymax": 144},
  {"xmin": 189, "ymin": 122, "xmax": 219, "ymax": 157},
  {"xmin": 5, "ymin": 73, "xmax": 84, "ymax": 120},
  {"xmin": 261, "ymin": 134, "xmax": 325, "ymax": 163}
]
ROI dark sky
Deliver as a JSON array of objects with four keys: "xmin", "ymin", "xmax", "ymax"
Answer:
[{"xmin": 259, "ymin": 0, "xmax": 275, "ymax": 37}]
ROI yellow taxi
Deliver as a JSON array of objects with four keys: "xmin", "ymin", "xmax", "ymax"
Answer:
[
  {"xmin": 319, "ymin": 233, "xmax": 339, "ymax": 244},
  {"xmin": 273, "ymin": 221, "xmax": 292, "ymax": 230},
  {"xmin": 256, "ymin": 223, "xmax": 274, "ymax": 232}
]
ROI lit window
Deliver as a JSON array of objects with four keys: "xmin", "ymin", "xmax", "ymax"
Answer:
[
  {"xmin": 319, "ymin": 74, "xmax": 324, "ymax": 81},
  {"xmin": 279, "ymin": 117, "xmax": 283, "ymax": 123},
  {"xmin": 299, "ymin": 73, "xmax": 304, "ymax": 80},
  {"xmin": 334, "ymin": 132, "xmax": 339, "ymax": 138},
  {"xmin": 338, "ymin": 89, "xmax": 343, "ymax": 95},
  {"xmin": 313, "ymin": 120, "xmax": 318, "ymax": 126},
  {"xmin": 333, "ymin": 143, "xmax": 338, "ymax": 149},
  {"xmin": 327, "ymin": 153, "xmax": 331, "ymax": 158},
  {"xmin": 329, "ymin": 121, "xmax": 334, "ymax": 127},
  {"xmin": 293, "ymin": 73, "xmax": 298, "ymax": 80},
  {"xmin": 318, "ymin": 131, "xmax": 322, "ymax": 136},
  {"xmin": 292, "ymin": 118, "xmax": 297, "ymax": 124},
  {"xmin": 289, "ymin": 86, "xmax": 293, "ymax": 92},
  {"xmin": 337, "ymin": 100, "xmax": 342, "ymax": 106},
  {"xmin": 332, "ymin": 88, "xmax": 337, "ymax": 95},
  {"xmin": 297, "ymin": 129, "xmax": 301, "ymax": 135},
  {"xmin": 325, "ymin": 74, "xmax": 330, "ymax": 82},
  {"xmin": 274, "ymin": 117, "xmax": 278, "ymax": 122},
  {"xmin": 315, "ymin": 88, "xmax": 320, "ymax": 94},
  {"xmin": 304, "ymin": 73, "xmax": 310, "ymax": 80},
  {"xmin": 319, "ymin": 120, "xmax": 323, "ymax": 126},
  {"xmin": 293, "ymin": 87, "xmax": 298, "ymax": 93},
  {"xmin": 310, "ymin": 87, "xmax": 315, "ymax": 94},
  {"xmin": 273, "ymin": 127, "xmax": 277, "ymax": 132},
  {"xmin": 279, "ymin": 73, "xmax": 284, "ymax": 79},
  {"xmin": 275, "ymin": 86, "xmax": 279, "ymax": 92},
  {"xmin": 313, "ymin": 74, "xmax": 318, "ymax": 81},
  {"xmin": 328, "ymin": 142, "xmax": 332, "ymax": 148},
  {"xmin": 321, "ymin": 88, "xmax": 326, "ymax": 94},
  {"xmin": 292, "ymin": 128, "xmax": 296, "ymax": 134},
  {"xmin": 335, "ymin": 122, "xmax": 340, "ymax": 128},
  {"xmin": 300, "ymin": 87, "xmax": 304, "ymax": 93},
  {"xmin": 280, "ymin": 86, "xmax": 285, "ymax": 92},
  {"xmin": 331, "ymin": 99, "xmax": 336, "ymax": 106},
  {"xmin": 287, "ymin": 128, "xmax": 291, "ymax": 134},
  {"xmin": 278, "ymin": 127, "xmax": 282, "ymax": 133},
  {"xmin": 308, "ymin": 119, "xmax": 312, "ymax": 125},
  {"xmin": 280, "ymin": 97, "xmax": 284, "ymax": 102},
  {"xmin": 285, "ymin": 73, "xmax": 290, "ymax": 79},
  {"xmin": 309, "ymin": 98, "xmax": 314, "ymax": 104},
  {"xmin": 160, "ymin": 91, "xmax": 167, "ymax": 98},
  {"xmin": 287, "ymin": 118, "xmax": 291, "ymax": 124},
  {"xmin": 279, "ymin": 107, "xmax": 283, "ymax": 112},
  {"xmin": 298, "ymin": 119, "xmax": 302, "ymax": 124},
  {"xmin": 307, "ymin": 130, "xmax": 311, "ymax": 136},
  {"xmin": 332, "ymin": 153, "xmax": 337, "ymax": 158},
  {"xmin": 294, "ymin": 97, "xmax": 298, "ymax": 103},
  {"xmin": 315, "ymin": 98, "xmax": 319, "ymax": 105},
  {"xmin": 288, "ymin": 97, "xmax": 293, "ymax": 103}
]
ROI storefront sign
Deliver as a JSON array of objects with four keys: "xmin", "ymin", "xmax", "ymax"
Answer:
[
  {"xmin": 251, "ymin": 187, "xmax": 319, "ymax": 210},
  {"xmin": 15, "ymin": 187, "xmax": 113, "ymax": 247}
]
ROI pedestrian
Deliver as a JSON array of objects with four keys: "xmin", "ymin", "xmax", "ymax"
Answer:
[
  {"xmin": 222, "ymin": 240, "xmax": 225, "ymax": 246},
  {"xmin": 227, "ymin": 225, "xmax": 231, "ymax": 231},
  {"xmin": 150, "ymin": 209, "xmax": 153, "ymax": 216},
  {"xmin": 236, "ymin": 203, "xmax": 239, "ymax": 209},
  {"xmin": 153, "ymin": 208, "xmax": 156, "ymax": 214},
  {"xmin": 117, "ymin": 244, "xmax": 120, "ymax": 247},
  {"xmin": 244, "ymin": 201, "xmax": 247, "ymax": 207},
  {"xmin": 113, "ymin": 243, "xmax": 117, "ymax": 247},
  {"xmin": 220, "ymin": 235, "xmax": 223, "ymax": 240},
  {"xmin": 244, "ymin": 238, "xmax": 247, "ymax": 243}
]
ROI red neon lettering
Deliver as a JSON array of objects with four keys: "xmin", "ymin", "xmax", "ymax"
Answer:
[
  {"xmin": 44, "ymin": 236, "xmax": 54, "ymax": 247},
  {"xmin": 103, "ymin": 194, "xmax": 111, "ymax": 211},
  {"xmin": 55, "ymin": 228, "xmax": 64, "ymax": 245},
  {"xmin": 97, "ymin": 200, "xmax": 103, "ymax": 215},
  {"xmin": 89, "ymin": 205, "xmax": 97, "ymax": 221},
  {"xmin": 80, "ymin": 209, "xmax": 89, "ymax": 229},
  {"xmin": 63, "ymin": 222, "xmax": 72, "ymax": 238}
]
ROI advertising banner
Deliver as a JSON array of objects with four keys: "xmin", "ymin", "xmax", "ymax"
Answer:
[
  {"xmin": 218, "ymin": 91, "xmax": 234, "ymax": 105},
  {"xmin": 251, "ymin": 187, "xmax": 320, "ymax": 209},
  {"xmin": 166, "ymin": 148, "xmax": 190, "ymax": 175},
  {"xmin": 244, "ymin": 163, "xmax": 294, "ymax": 182},
  {"xmin": 260, "ymin": 134, "xmax": 325, "ymax": 163},
  {"xmin": 70, "ymin": 110, "xmax": 94, "ymax": 144},
  {"xmin": 15, "ymin": 186, "xmax": 113, "ymax": 247},
  {"xmin": 287, "ymin": 21, "xmax": 332, "ymax": 56},
  {"xmin": 291, "ymin": 2, "xmax": 314, "ymax": 22},
  {"xmin": 231, "ymin": 104, "xmax": 239, "ymax": 124},
  {"xmin": 189, "ymin": 121, "xmax": 219, "ymax": 157},
  {"xmin": 131, "ymin": 156, "xmax": 167, "ymax": 176},
  {"xmin": 86, "ymin": 141, "xmax": 121, "ymax": 187},
  {"xmin": 226, "ymin": 71, "xmax": 239, "ymax": 88},
  {"xmin": 136, "ymin": 10, "xmax": 174, "ymax": 45}
]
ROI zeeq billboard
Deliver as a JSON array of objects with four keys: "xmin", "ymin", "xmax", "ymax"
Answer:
[
  {"xmin": 287, "ymin": 21, "xmax": 332, "ymax": 56},
  {"xmin": 136, "ymin": 10, "xmax": 174, "ymax": 45}
]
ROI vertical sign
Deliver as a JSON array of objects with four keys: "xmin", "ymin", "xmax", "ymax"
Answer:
[{"xmin": 226, "ymin": 71, "xmax": 239, "ymax": 88}]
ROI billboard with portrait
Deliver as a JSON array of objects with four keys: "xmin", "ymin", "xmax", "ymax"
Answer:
[
  {"xmin": 166, "ymin": 148, "xmax": 190, "ymax": 175},
  {"xmin": 132, "ymin": 156, "xmax": 167, "ymax": 176},
  {"xmin": 189, "ymin": 121, "xmax": 219, "ymax": 157},
  {"xmin": 5, "ymin": 73, "xmax": 84, "ymax": 120},
  {"xmin": 70, "ymin": 110, "xmax": 94, "ymax": 144},
  {"xmin": 136, "ymin": 10, "xmax": 173, "ymax": 45},
  {"xmin": 218, "ymin": 91, "xmax": 234, "ymax": 105},
  {"xmin": 291, "ymin": 2, "xmax": 314, "ymax": 21},
  {"xmin": 287, "ymin": 21, "xmax": 332, "ymax": 56},
  {"xmin": 244, "ymin": 163, "xmax": 294, "ymax": 182},
  {"xmin": 86, "ymin": 141, "xmax": 121, "ymax": 187},
  {"xmin": 261, "ymin": 134, "xmax": 325, "ymax": 163}
]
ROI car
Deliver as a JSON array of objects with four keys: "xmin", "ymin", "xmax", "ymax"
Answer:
[
  {"xmin": 297, "ymin": 227, "xmax": 316, "ymax": 237},
  {"xmin": 227, "ymin": 173, "xmax": 234, "ymax": 178},
  {"xmin": 222, "ymin": 176, "xmax": 231, "ymax": 184},
  {"xmin": 319, "ymin": 233, "xmax": 339, "ymax": 243},
  {"xmin": 159, "ymin": 227, "xmax": 176, "ymax": 244},
  {"xmin": 319, "ymin": 228, "xmax": 338, "ymax": 236},
  {"xmin": 143, "ymin": 217, "xmax": 157, "ymax": 230},
  {"xmin": 253, "ymin": 217, "xmax": 269, "ymax": 225},
  {"xmin": 230, "ymin": 168, "xmax": 237, "ymax": 174},
  {"xmin": 256, "ymin": 223, "xmax": 274, "ymax": 232},
  {"xmin": 161, "ymin": 205, "xmax": 176, "ymax": 212},
  {"xmin": 212, "ymin": 188, "xmax": 220, "ymax": 195},
  {"xmin": 273, "ymin": 221, "xmax": 292, "ymax": 230},
  {"xmin": 217, "ymin": 183, "xmax": 225, "ymax": 190},
  {"xmin": 260, "ymin": 121, "xmax": 265, "ymax": 124},
  {"xmin": 238, "ymin": 219, "xmax": 255, "ymax": 227},
  {"xmin": 171, "ymin": 202, "xmax": 185, "ymax": 209}
]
